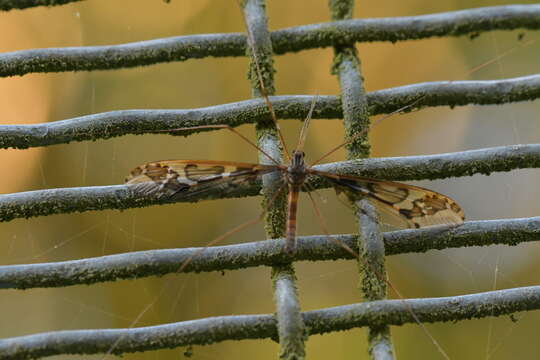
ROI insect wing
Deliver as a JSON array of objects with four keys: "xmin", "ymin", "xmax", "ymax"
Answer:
[
  {"xmin": 310, "ymin": 170, "xmax": 465, "ymax": 228},
  {"xmin": 126, "ymin": 160, "xmax": 279, "ymax": 199}
]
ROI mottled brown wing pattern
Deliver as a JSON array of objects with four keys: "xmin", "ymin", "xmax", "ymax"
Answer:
[
  {"xmin": 309, "ymin": 170, "xmax": 464, "ymax": 228},
  {"xmin": 126, "ymin": 160, "xmax": 465, "ymax": 227},
  {"xmin": 126, "ymin": 160, "xmax": 279, "ymax": 199}
]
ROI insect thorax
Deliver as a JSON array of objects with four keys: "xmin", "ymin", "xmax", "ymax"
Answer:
[{"xmin": 287, "ymin": 150, "xmax": 307, "ymax": 186}]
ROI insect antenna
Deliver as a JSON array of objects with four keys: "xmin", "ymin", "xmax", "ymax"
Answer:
[{"xmin": 295, "ymin": 94, "xmax": 319, "ymax": 152}]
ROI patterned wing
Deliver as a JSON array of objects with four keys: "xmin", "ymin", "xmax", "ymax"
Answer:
[
  {"xmin": 125, "ymin": 160, "xmax": 279, "ymax": 199},
  {"xmin": 310, "ymin": 170, "xmax": 465, "ymax": 228}
]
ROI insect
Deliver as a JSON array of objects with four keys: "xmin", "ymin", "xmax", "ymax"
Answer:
[
  {"xmin": 125, "ymin": 7, "xmax": 464, "ymax": 254},
  {"xmin": 124, "ymin": 105, "xmax": 465, "ymax": 253},
  {"xmin": 123, "ymin": 0, "xmax": 467, "ymax": 259},
  {"xmin": 121, "ymin": 5, "xmax": 471, "ymax": 360}
]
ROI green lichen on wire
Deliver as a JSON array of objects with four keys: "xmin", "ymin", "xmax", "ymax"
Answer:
[
  {"xmin": 330, "ymin": 48, "xmax": 370, "ymax": 159},
  {"xmin": 244, "ymin": 5, "xmax": 287, "ymax": 242},
  {"xmin": 243, "ymin": 2, "xmax": 306, "ymax": 360},
  {"xmin": 1, "ymin": 5, "xmax": 539, "ymax": 77},
  {"xmin": 329, "ymin": 0, "xmax": 393, "ymax": 358}
]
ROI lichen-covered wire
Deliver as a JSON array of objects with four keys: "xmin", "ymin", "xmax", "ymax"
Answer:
[
  {"xmin": 0, "ymin": 2, "xmax": 538, "ymax": 359},
  {"xmin": 0, "ymin": 217, "xmax": 538, "ymax": 290},
  {"xmin": 1, "ymin": 143, "xmax": 540, "ymax": 222},
  {"xmin": 243, "ymin": 1, "xmax": 306, "ymax": 359},
  {"xmin": 329, "ymin": 0, "xmax": 394, "ymax": 358},
  {"xmin": 0, "ymin": 5, "xmax": 538, "ymax": 76},
  {"xmin": 1, "ymin": 285, "xmax": 539, "ymax": 359},
  {"xmin": 1, "ymin": 74, "xmax": 538, "ymax": 149}
]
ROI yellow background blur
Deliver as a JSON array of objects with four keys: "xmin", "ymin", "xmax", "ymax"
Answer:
[{"xmin": 1, "ymin": 0, "xmax": 540, "ymax": 359}]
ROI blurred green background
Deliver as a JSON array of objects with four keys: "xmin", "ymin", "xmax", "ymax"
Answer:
[{"xmin": 1, "ymin": 0, "xmax": 540, "ymax": 359}]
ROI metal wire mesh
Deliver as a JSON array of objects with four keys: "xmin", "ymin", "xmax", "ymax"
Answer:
[{"xmin": 0, "ymin": 1, "xmax": 540, "ymax": 359}]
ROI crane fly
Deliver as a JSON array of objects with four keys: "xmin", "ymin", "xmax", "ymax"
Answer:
[
  {"xmin": 121, "ymin": 8, "xmax": 466, "ymax": 360},
  {"xmin": 124, "ymin": 108, "xmax": 465, "ymax": 253},
  {"xmin": 125, "ymin": 9, "xmax": 465, "ymax": 254}
]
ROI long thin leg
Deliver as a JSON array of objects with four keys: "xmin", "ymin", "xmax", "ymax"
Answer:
[
  {"xmin": 311, "ymin": 40, "xmax": 537, "ymax": 168},
  {"xmin": 310, "ymin": 98, "xmax": 425, "ymax": 167},
  {"xmin": 241, "ymin": 9, "xmax": 291, "ymax": 161},
  {"xmin": 304, "ymin": 188, "xmax": 358, "ymax": 258},
  {"xmin": 103, "ymin": 180, "xmax": 288, "ymax": 357},
  {"xmin": 176, "ymin": 178, "xmax": 288, "ymax": 272},
  {"xmin": 304, "ymin": 189, "xmax": 450, "ymax": 360},
  {"xmin": 151, "ymin": 124, "xmax": 281, "ymax": 166},
  {"xmin": 465, "ymin": 38, "xmax": 536, "ymax": 76}
]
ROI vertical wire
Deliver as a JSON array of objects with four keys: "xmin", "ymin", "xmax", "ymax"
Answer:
[
  {"xmin": 328, "ymin": 0, "xmax": 395, "ymax": 359},
  {"xmin": 242, "ymin": 1, "xmax": 306, "ymax": 359}
]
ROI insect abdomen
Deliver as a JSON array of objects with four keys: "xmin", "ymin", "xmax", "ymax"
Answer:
[{"xmin": 285, "ymin": 184, "xmax": 301, "ymax": 253}]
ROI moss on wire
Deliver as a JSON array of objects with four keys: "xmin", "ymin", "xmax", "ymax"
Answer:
[{"xmin": 0, "ymin": 5, "xmax": 539, "ymax": 76}]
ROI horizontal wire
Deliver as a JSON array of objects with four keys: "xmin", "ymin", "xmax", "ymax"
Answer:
[
  {"xmin": 1, "ymin": 284, "xmax": 539, "ymax": 359},
  {"xmin": 0, "ymin": 143, "xmax": 539, "ymax": 222},
  {"xmin": 0, "ymin": 5, "xmax": 538, "ymax": 76},
  {"xmin": 1, "ymin": 3, "xmax": 539, "ymax": 359},
  {"xmin": 0, "ymin": 74, "xmax": 539, "ymax": 149},
  {"xmin": 1, "ymin": 216, "xmax": 538, "ymax": 289}
]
